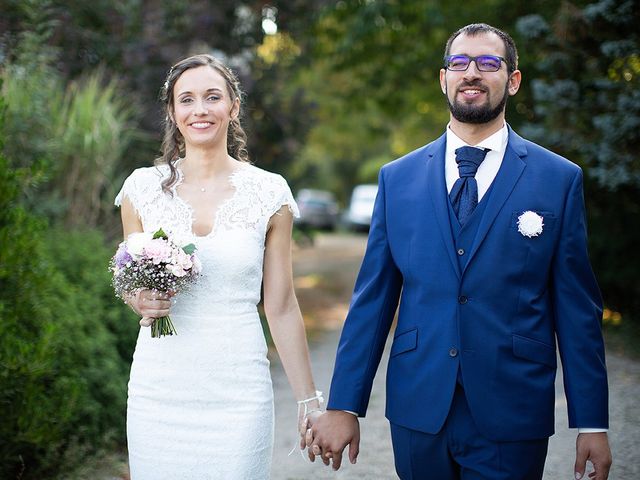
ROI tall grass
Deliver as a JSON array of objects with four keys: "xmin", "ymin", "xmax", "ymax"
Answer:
[
  {"xmin": 52, "ymin": 70, "xmax": 136, "ymax": 227},
  {"xmin": 3, "ymin": 64, "xmax": 136, "ymax": 227}
]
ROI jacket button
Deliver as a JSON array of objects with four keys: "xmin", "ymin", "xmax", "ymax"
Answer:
[
  {"xmin": 458, "ymin": 295, "xmax": 468, "ymax": 304},
  {"xmin": 457, "ymin": 248, "xmax": 465, "ymax": 256},
  {"xmin": 449, "ymin": 347, "xmax": 458, "ymax": 357}
]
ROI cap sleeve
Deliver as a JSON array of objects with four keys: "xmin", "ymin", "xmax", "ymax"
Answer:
[
  {"xmin": 114, "ymin": 174, "xmax": 132, "ymax": 207},
  {"xmin": 114, "ymin": 167, "xmax": 164, "ymax": 220},
  {"xmin": 271, "ymin": 174, "xmax": 299, "ymax": 219}
]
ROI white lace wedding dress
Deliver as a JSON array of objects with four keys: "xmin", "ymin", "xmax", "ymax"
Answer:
[{"xmin": 115, "ymin": 161, "xmax": 298, "ymax": 480}]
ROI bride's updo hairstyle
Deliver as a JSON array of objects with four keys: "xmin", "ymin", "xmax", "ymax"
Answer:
[{"xmin": 158, "ymin": 54, "xmax": 249, "ymax": 193}]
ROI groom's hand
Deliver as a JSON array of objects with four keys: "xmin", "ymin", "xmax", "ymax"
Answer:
[
  {"xmin": 309, "ymin": 410, "xmax": 360, "ymax": 470},
  {"xmin": 574, "ymin": 432, "xmax": 612, "ymax": 480}
]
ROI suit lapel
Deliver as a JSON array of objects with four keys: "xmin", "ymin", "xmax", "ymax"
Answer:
[
  {"xmin": 425, "ymin": 133, "xmax": 461, "ymax": 279},
  {"xmin": 463, "ymin": 127, "xmax": 527, "ymax": 272}
]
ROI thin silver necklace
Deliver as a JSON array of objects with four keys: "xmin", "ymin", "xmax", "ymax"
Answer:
[{"xmin": 176, "ymin": 158, "xmax": 208, "ymax": 192}]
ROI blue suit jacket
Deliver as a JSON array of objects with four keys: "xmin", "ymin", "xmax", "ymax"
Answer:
[{"xmin": 327, "ymin": 127, "xmax": 608, "ymax": 442}]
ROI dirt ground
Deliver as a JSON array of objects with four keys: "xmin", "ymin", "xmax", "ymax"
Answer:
[{"xmin": 271, "ymin": 232, "xmax": 640, "ymax": 480}]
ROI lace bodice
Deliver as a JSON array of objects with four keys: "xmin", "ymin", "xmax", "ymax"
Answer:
[
  {"xmin": 115, "ymin": 162, "xmax": 298, "ymax": 240},
  {"xmin": 115, "ymin": 162, "xmax": 299, "ymax": 316}
]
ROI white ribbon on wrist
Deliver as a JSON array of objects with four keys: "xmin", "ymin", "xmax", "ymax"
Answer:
[{"xmin": 288, "ymin": 390, "xmax": 324, "ymax": 458}]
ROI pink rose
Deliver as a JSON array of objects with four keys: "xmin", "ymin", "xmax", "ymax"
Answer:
[
  {"xmin": 166, "ymin": 263, "xmax": 187, "ymax": 277},
  {"xmin": 170, "ymin": 249, "xmax": 192, "ymax": 270},
  {"xmin": 144, "ymin": 239, "xmax": 173, "ymax": 264}
]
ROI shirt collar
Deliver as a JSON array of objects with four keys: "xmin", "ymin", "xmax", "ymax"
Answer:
[{"xmin": 446, "ymin": 123, "xmax": 508, "ymax": 154}]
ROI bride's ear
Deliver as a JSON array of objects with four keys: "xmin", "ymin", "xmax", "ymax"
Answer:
[{"xmin": 230, "ymin": 98, "xmax": 240, "ymax": 120}]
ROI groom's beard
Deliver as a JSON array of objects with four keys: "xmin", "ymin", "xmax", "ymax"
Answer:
[{"xmin": 446, "ymin": 81, "xmax": 509, "ymax": 124}]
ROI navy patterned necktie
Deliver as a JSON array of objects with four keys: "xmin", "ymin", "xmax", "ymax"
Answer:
[{"xmin": 449, "ymin": 146, "xmax": 490, "ymax": 224}]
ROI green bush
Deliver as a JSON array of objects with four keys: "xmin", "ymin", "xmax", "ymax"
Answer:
[
  {"xmin": 0, "ymin": 154, "xmax": 138, "ymax": 478},
  {"xmin": 1, "ymin": 10, "xmax": 142, "ymax": 476}
]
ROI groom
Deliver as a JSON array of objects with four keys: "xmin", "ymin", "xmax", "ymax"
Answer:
[{"xmin": 309, "ymin": 23, "xmax": 611, "ymax": 479}]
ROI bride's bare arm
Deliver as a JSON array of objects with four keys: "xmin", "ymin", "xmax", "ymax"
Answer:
[
  {"xmin": 121, "ymin": 196, "xmax": 143, "ymax": 238},
  {"xmin": 263, "ymin": 206, "xmax": 322, "ymax": 425}
]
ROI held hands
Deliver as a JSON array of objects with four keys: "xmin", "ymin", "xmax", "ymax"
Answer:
[
  {"xmin": 293, "ymin": 391, "xmax": 324, "ymax": 456},
  {"xmin": 299, "ymin": 410, "xmax": 323, "ymax": 450},
  {"xmin": 126, "ymin": 289, "xmax": 172, "ymax": 326},
  {"xmin": 575, "ymin": 432, "xmax": 612, "ymax": 480},
  {"xmin": 305, "ymin": 410, "xmax": 360, "ymax": 470}
]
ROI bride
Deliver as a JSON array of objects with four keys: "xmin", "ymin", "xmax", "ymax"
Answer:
[{"xmin": 115, "ymin": 54, "xmax": 321, "ymax": 479}]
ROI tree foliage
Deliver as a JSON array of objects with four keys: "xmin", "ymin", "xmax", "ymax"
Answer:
[
  {"xmin": 516, "ymin": 0, "xmax": 640, "ymax": 318},
  {"xmin": 517, "ymin": 0, "xmax": 639, "ymax": 188},
  {"xmin": 288, "ymin": 0, "xmax": 566, "ymax": 200},
  {"xmin": 1, "ymin": 0, "xmax": 333, "ymax": 210},
  {"xmin": 2, "ymin": 1, "xmax": 138, "ymax": 229}
]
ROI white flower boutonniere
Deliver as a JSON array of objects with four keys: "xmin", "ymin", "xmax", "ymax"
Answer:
[{"xmin": 517, "ymin": 211, "xmax": 544, "ymax": 238}]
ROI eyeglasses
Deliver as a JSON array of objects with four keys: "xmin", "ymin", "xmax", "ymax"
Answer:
[{"xmin": 444, "ymin": 54, "xmax": 505, "ymax": 72}]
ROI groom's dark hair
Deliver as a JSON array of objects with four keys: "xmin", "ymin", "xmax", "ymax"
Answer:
[{"xmin": 444, "ymin": 23, "xmax": 519, "ymax": 74}]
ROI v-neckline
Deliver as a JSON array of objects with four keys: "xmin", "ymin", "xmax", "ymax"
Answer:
[{"xmin": 172, "ymin": 160, "xmax": 246, "ymax": 239}]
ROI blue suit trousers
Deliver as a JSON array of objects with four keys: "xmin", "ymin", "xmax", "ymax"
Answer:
[{"xmin": 390, "ymin": 385, "xmax": 549, "ymax": 480}]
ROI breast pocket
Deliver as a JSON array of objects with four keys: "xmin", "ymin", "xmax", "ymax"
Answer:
[
  {"xmin": 508, "ymin": 210, "xmax": 559, "ymax": 278},
  {"xmin": 509, "ymin": 210, "xmax": 557, "ymax": 239}
]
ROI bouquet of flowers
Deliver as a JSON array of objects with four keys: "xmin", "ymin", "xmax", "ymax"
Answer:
[{"xmin": 110, "ymin": 228, "xmax": 202, "ymax": 338}]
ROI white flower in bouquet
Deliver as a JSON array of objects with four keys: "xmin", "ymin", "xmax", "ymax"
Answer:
[{"xmin": 126, "ymin": 232, "xmax": 154, "ymax": 258}]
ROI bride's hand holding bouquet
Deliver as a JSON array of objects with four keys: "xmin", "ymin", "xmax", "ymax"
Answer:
[{"xmin": 110, "ymin": 228, "xmax": 202, "ymax": 337}]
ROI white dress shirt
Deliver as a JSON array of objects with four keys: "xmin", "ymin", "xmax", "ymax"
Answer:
[{"xmin": 445, "ymin": 123, "xmax": 508, "ymax": 199}]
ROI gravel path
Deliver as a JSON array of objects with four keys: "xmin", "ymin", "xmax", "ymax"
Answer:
[
  {"xmin": 271, "ymin": 330, "xmax": 640, "ymax": 479},
  {"xmin": 269, "ymin": 233, "xmax": 640, "ymax": 479}
]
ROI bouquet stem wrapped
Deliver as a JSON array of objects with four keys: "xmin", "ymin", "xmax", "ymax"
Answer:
[
  {"xmin": 151, "ymin": 311, "xmax": 177, "ymax": 338},
  {"xmin": 110, "ymin": 228, "xmax": 202, "ymax": 338}
]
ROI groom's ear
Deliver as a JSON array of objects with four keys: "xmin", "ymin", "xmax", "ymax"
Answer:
[
  {"xmin": 507, "ymin": 70, "xmax": 522, "ymax": 96},
  {"xmin": 439, "ymin": 69, "xmax": 447, "ymax": 95}
]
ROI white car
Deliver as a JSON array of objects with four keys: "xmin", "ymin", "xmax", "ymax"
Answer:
[{"xmin": 344, "ymin": 184, "xmax": 378, "ymax": 231}]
